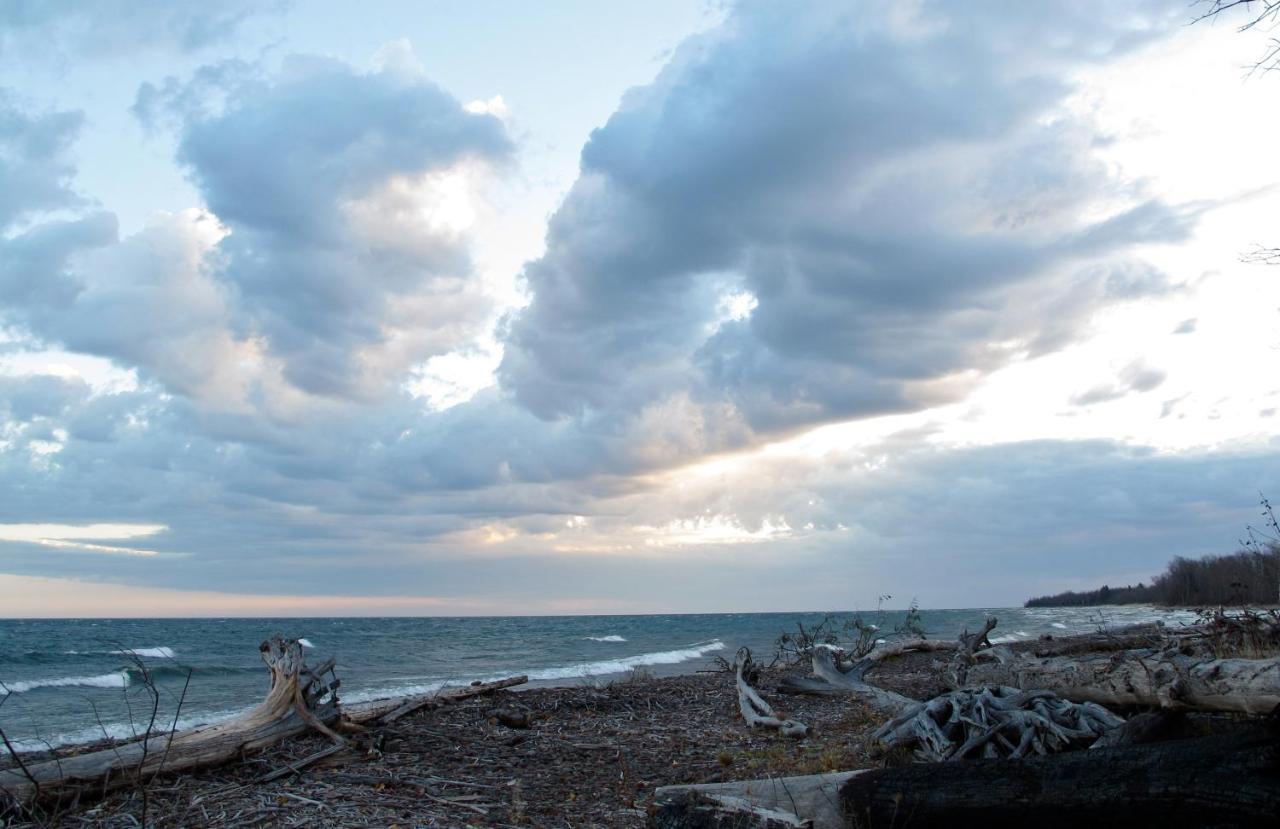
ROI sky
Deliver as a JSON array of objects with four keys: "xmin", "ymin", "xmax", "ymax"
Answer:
[{"xmin": 1, "ymin": 0, "xmax": 1278, "ymax": 617}]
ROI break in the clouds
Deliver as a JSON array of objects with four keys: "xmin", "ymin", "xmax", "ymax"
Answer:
[{"xmin": 1, "ymin": 0, "xmax": 1278, "ymax": 614}]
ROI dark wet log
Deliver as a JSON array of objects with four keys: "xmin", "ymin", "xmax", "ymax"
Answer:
[{"xmin": 841, "ymin": 724, "xmax": 1280, "ymax": 828}]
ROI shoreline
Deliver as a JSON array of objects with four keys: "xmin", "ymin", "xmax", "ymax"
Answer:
[{"xmin": 5, "ymin": 619, "xmax": 1274, "ymax": 827}]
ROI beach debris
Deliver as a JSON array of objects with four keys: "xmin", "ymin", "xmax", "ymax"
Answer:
[{"xmin": 734, "ymin": 648, "xmax": 809, "ymax": 738}]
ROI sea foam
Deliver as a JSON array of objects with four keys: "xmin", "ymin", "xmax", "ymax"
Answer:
[{"xmin": 585, "ymin": 635, "xmax": 626, "ymax": 642}]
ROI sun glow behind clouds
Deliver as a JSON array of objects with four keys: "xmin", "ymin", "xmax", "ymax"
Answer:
[
  {"xmin": 640, "ymin": 514, "xmax": 793, "ymax": 547},
  {"xmin": 0, "ymin": 523, "xmax": 169, "ymax": 557}
]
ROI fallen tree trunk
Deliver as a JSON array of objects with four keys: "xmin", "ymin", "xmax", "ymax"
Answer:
[
  {"xmin": 0, "ymin": 638, "xmax": 528, "ymax": 812},
  {"xmin": 840, "ymin": 723, "xmax": 1280, "ymax": 828},
  {"xmin": 962, "ymin": 647, "xmax": 1280, "ymax": 714}
]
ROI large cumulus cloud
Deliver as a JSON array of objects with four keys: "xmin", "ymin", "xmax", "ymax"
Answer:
[
  {"xmin": 501, "ymin": 0, "xmax": 1196, "ymax": 437},
  {"xmin": 172, "ymin": 55, "xmax": 514, "ymax": 397}
]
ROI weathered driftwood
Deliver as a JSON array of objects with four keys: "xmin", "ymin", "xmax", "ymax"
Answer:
[
  {"xmin": 734, "ymin": 649, "xmax": 808, "ymax": 737},
  {"xmin": 0, "ymin": 637, "xmax": 338, "ymax": 808},
  {"xmin": 840, "ymin": 723, "xmax": 1280, "ymax": 828},
  {"xmin": 0, "ymin": 638, "xmax": 528, "ymax": 812},
  {"xmin": 950, "ymin": 615, "xmax": 997, "ymax": 685},
  {"xmin": 962, "ymin": 647, "xmax": 1280, "ymax": 714},
  {"xmin": 780, "ymin": 626, "xmax": 1125, "ymax": 761},
  {"xmin": 343, "ymin": 674, "xmax": 529, "ymax": 725},
  {"xmin": 873, "ymin": 685, "xmax": 1122, "ymax": 761},
  {"xmin": 653, "ymin": 772, "xmax": 866, "ymax": 829}
]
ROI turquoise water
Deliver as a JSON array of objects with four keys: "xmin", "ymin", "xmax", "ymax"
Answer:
[{"xmin": 0, "ymin": 605, "xmax": 1198, "ymax": 752}]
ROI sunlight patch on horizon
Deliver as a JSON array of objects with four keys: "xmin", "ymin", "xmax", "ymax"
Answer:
[{"xmin": 0, "ymin": 523, "xmax": 171, "ymax": 557}]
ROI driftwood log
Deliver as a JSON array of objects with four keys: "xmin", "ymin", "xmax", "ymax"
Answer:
[
  {"xmin": 734, "ymin": 649, "xmax": 808, "ymax": 738},
  {"xmin": 840, "ymin": 722, "xmax": 1280, "ymax": 828},
  {"xmin": 655, "ymin": 723, "xmax": 1280, "ymax": 829},
  {"xmin": 786, "ymin": 617, "xmax": 1280, "ymax": 716},
  {"xmin": 962, "ymin": 646, "xmax": 1280, "ymax": 714},
  {"xmin": 0, "ymin": 637, "xmax": 526, "ymax": 812}
]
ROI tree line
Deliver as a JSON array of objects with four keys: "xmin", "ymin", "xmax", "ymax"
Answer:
[{"xmin": 1026, "ymin": 543, "xmax": 1280, "ymax": 608}]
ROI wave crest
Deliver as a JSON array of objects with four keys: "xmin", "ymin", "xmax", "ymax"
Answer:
[{"xmin": 4, "ymin": 671, "xmax": 131, "ymax": 694}]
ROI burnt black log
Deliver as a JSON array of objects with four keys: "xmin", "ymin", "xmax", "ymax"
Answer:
[{"xmin": 840, "ymin": 723, "xmax": 1280, "ymax": 828}]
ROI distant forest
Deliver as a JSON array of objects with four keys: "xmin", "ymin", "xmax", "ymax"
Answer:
[{"xmin": 1026, "ymin": 544, "xmax": 1280, "ymax": 608}]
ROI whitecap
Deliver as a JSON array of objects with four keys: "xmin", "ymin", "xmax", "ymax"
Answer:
[
  {"xmin": 5, "ymin": 705, "xmax": 250, "ymax": 753},
  {"xmin": 585, "ymin": 635, "xmax": 627, "ymax": 643},
  {"xmin": 298, "ymin": 638, "xmax": 315, "ymax": 649},
  {"xmin": 111, "ymin": 647, "xmax": 175, "ymax": 659},
  {"xmin": 524, "ymin": 640, "xmax": 725, "ymax": 681},
  {"xmin": 345, "ymin": 640, "xmax": 728, "ymax": 702},
  {"xmin": 1051, "ymin": 623, "xmax": 1068, "ymax": 630},
  {"xmin": 4, "ymin": 671, "xmax": 131, "ymax": 693}
]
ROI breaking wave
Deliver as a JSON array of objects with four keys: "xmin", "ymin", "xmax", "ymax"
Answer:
[
  {"xmin": 343, "ymin": 640, "xmax": 726, "ymax": 704},
  {"xmin": 3, "ymin": 671, "xmax": 130, "ymax": 694},
  {"xmin": 111, "ymin": 646, "xmax": 175, "ymax": 659},
  {"xmin": 585, "ymin": 635, "xmax": 626, "ymax": 642}
]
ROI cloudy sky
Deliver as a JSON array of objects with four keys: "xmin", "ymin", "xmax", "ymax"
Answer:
[{"xmin": 2, "ymin": 1, "xmax": 1278, "ymax": 617}]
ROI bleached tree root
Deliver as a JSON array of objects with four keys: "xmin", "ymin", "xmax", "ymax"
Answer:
[
  {"xmin": 873, "ymin": 685, "xmax": 1122, "ymax": 761},
  {"xmin": 734, "ymin": 649, "xmax": 808, "ymax": 738}
]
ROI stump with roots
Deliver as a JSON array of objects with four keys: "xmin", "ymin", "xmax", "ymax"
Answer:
[
  {"xmin": 0, "ymin": 636, "xmax": 525, "ymax": 816},
  {"xmin": 0, "ymin": 637, "xmax": 341, "ymax": 810}
]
